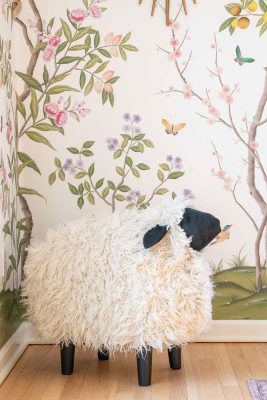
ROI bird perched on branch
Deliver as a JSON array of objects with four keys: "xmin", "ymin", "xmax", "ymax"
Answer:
[
  {"xmin": 210, "ymin": 225, "xmax": 232, "ymax": 246},
  {"xmin": 12, "ymin": 0, "xmax": 22, "ymax": 19}
]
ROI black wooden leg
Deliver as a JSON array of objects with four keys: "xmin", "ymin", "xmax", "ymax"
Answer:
[
  {"xmin": 136, "ymin": 347, "xmax": 152, "ymax": 387},
  {"xmin": 98, "ymin": 347, "xmax": 109, "ymax": 361},
  {"xmin": 168, "ymin": 346, "xmax": 181, "ymax": 370},
  {"xmin": 60, "ymin": 341, "xmax": 75, "ymax": 375}
]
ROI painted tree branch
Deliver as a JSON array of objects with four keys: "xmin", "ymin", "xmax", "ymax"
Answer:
[
  {"xmin": 15, "ymin": 18, "xmax": 34, "ymax": 53},
  {"xmin": 255, "ymin": 207, "xmax": 267, "ymax": 291}
]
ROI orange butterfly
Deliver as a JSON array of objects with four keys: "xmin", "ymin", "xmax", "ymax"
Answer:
[{"xmin": 162, "ymin": 119, "xmax": 186, "ymax": 136}]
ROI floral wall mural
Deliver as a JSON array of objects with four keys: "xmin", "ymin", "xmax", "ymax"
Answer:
[{"xmin": 0, "ymin": 0, "xmax": 267, "ymax": 349}]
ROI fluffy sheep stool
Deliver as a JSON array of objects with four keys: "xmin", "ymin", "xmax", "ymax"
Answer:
[{"xmin": 22, "ymin": 199, "xmax": 220, "ymax": 387}]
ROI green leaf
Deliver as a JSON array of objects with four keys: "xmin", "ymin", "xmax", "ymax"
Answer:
[
  {"xmin": 80, "ymin": 70, "xmax": 86, "ymax": 89},
  {"xmin": 134, "ymin": 134, "xmax": 145, "ymax": 140},
  {"xmin": 26, "ymin": 131, "xmax": 55, "ymax": 150},
  {"xmin": 30, "ymin": 89, "xmax": 38, "ymax": 123},
  {"xmin": 96, "ymin": 178, "xmax": 104, "ymax": 189},
  {"xmin": 132, "ymin": 167, "xmax": 140, "ymax": 178},
  {"xmin": 256, "ymin": 17, "xmax": 264, "ymax": 27},
  {"xmin": 116, "ymin": 166, "xmax": 125, "ymax": 177},
  {"xmin": 94, "ymin": 61, "xmax": 109, "ymax": 73},
  {"xmin": 81, "ymin": 149, "xmax": 93, "ymax": 157},
  {"xmin": 98, "ymin": 48, "xmax": 111, "ymax": 58},
  {"xmin": 241, "ymin": 57, "xmax": 255, "ymax": 63},
  {"xmin": 47, "ymin": 85, "xmax": 80, "ymax": 95},
  {"xmin": 78, "ymin": 183, "xmax": 84, "ymax": 194},
  {"xmin": 172, "ymin": 191, "xmax": 177, "ymax": 200},
  {"xmin": 157, "ymin": 169, "xmax": 164, "ymax": 182},
  {"xmin": 168, "ymin": 171, "xmax": 184, "ymax": 179},
  {"xmin": 88, "ymin": 163, "xmax": 95, "ymax": 177},
  {"xmin": 236, "ymin": 45, "xmax": 241, "ymax": 59},
  {"xmin": 52, "ymin": 72, "xmax": 71, "ymax": 83},
  {"xmin": 87, "ymin": 192, "xmax": 95, "ymax": 205},
  {"xmin": 34, "ymin": 123, "xmax": 62, "ymax": 132},
  {"xmin": 67, "ymin": 147, "xmax": 79, "ymax": 154},
  {"xmin": 82, "ymin": 141, "xmax": 94, "ymax": 149},
  {"xmin": 94, "ymin": 31, "xmax": 100, "ymax": 48},
  {"xmin": 68, "ymin": 183, "xmax": 79, "ymax": 195},
  {"xmin": 114, "ymin": 194, "xmax": 125, "ymax": 201},
  {"xmin": 109, "ymin": 92, "xmax": 114, "ymax": 107},
  {"xmin": 155, "ymin": 188, "xmax": 169, "ymax": 195},
  {"xmin": 159, "ymin": 163, "xmax": 170, "ymax": 171},
  {"xmin": 43, "ymin": 65, "xmax": 49, "ymax": 85},
  {"xmin": 143, "ymin": 139, "xmax": 154, "ymax": 148},
  {"xmin": 85, "ymin": 76, "xmax": 94, "ymax": 96},
  {"xmin": 121, "ymin": 32, "xmax": 131, "ymax": 44},
  {"xmin": 77, "ymin": 196, "xmax": 84, "ymax": 209},
  {"xmin": 69, "ymin": 44, "xmax": 88, "ymax": 51},
  {"xmin": 260, "ymin": 23, "xmax": 267, "ymax": 36},
  {"xmin": 2, "ymin": 222, "xmax": 11, "ymax": 235},
  {"xmin": 113, "ymin": 149, "xmax": 123, "ymax": 159},
  {"xmin": 17, "ymin": 187, "xmax": 45, "ymax": 199},
  {"xmin": 84, "ymin": 180, "xmax": 90, "ymax": 191},
  {"xmin": 122, "ymin": 44, "xmax": 138, "ymax": 51},
  {"xmin": 8, "ymin": 255, "xmax": 17, "ymax": 269},
  {"xmin": 119, "ymin": 47, "xmax": 127, "ymax": 61},
  {"xmin": 75, "ymin": 171, "xmax": 87, "ymax": 179},
  {"xmin": 102, "ymin": 187, "xmax": 109, "ymax": 198},
  {"xmin": 259, "ymin": 0, "xmax": 267, "ymax": 11},
  {"xmin": 137, "ymin": 163, "xmax": 150, "ymax": 170},
  {"xmin": 74, "ymin": 27, "xmax": 91, "ymax": 41},
  {"xmin": 118, "ymin": 185, "xmax": 130, "ymax": 192},
  {"xmin": 107, "ymin": 180, "xmax": 115, "ymax": 190},
  {"xmin": 219, "ymin": 17, "xmax": 235, "ymax": 32},
  {"xmin": 61, "ymin": 19, "xmax": 72, "ymax": 41},
  {"xmin": 137, "ymin": 195, "xmax": 146, "ymax": 205},
  {"xmin": 58, "ymin": 169, "xmax": 65, "ymax": 181},
  {"xmin": 18, "ymin": 152, "xmax": 41, "ymax": 174},
  {"xmin": 15, "ymin": 71, "xmax": 43, "ymax": 92},
  {"xmin": 84, "ymin": 57, "xmax": 98, "ymax": 69},
  {"xmin": 125, "ymin": 156, "xmax": 133, "ymax": 167},
  {"xmin": 102, "ymin": 89, "xmax": 108, "ymax": 104},
  {"xmin": 57, "ymin": 56, "xmax": 83, "ymax": 64},
  {"xmin": 107, "ymin": 76, "xmax": 120, "ymax": 84},
  {"xmin": 16, "ymin": 93, "xmax": 26, "ymax": 119},
  {"xmin": 55, "ymin": 157, "xmax": 61, "ymax": 168},
  {"xmin": 56, "ymin": 41, "xmax": 68, "ymax": 55},
  {"xmin": 48, "ymin": 172, "xmax": 56, "ymax": 185}
]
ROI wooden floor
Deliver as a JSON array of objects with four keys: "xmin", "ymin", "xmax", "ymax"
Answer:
[{"xmin": 0, "ymin": 343, "xmax": 266, "ymax": 399}]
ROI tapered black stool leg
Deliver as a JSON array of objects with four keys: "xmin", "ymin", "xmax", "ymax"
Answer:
[
  {"xmin": 98, "ymin": 347, "xmax": 109, "ymax": 361},
  {"xmin": 136, "ymin": 347, "xmax": 152, "ymax": 387},
  {"xmin": 168, "ymin": 346, "xmax": 181, "ymax": 370},
  {"xmin": 60, "ymin": 341, "xmax": 75, "ymax": 375}
]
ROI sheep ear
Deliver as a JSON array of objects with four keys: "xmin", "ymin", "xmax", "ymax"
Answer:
[{"xmin": 143, "ymin": 224, "xmax": 168, "ymax": 249}]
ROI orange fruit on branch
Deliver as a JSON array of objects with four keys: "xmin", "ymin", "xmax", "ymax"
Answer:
[
  {"xmin": 230, "ymin": 5, "xmax": 242, "ymax": 15},
  {"xmin": 238, "ymin": 17, "xmax": 250, "ymax": 29}
]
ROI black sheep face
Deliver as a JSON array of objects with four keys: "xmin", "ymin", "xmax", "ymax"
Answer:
[{"xmin": 143, "ymin": 208, "xmax": 221, "ymax": 251}]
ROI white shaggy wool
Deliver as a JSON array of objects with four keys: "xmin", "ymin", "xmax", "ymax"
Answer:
[{"xmin": 22, "ymin": 198, "xmax": 213, "ymax": 352}]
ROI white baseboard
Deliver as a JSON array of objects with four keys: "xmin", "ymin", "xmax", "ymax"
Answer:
[{"xmin": 1, "ymin": 320, "xmax": 267, "ymax": 385}]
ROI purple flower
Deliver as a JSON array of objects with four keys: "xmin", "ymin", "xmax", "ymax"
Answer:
[
  {"xmin": 133, "ymin": 114, "xmax": 141, "ymax": 123},
  {"xmin": 123, "ymin": 113, "xmax": 131, "ymax": 122},
  {"xmin": 183, "ymin": 189, "xmax": 195, "ymax": 200},
  {"xmin": 126, "ymin": 195, "xmax": 133, "ymax": 202},
  {"xmin": 106, "ymin": 137, "xmax": 119, "ymax": 151},
  {"xmin": 166, "ymin": 155, "xmax": 174, "ymax": 163},
  {"xmin": 134, "ymin": 126, "xmax": 141, "ymax": 134},
  {"xmin": 69, "ymin": 166, "xmax": 76, "ymax": 175},
  {"xmin": 123, "ymin": 124, "xmax": 131, "ymax": 133},
  {"xmin": 75, "ymin": 159, "xmax": 84, "ymax": 168},
  {"xmin": 135, "ymin": 190, "xmax": 141, "ymax": 197},
  {"xmin": 63, "ymin": 159, "xmax": 73, "ymax": 171}
]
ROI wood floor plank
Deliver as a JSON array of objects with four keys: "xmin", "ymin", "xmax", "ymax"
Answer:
[{"xmin": 1, "ymin": 343, "xmax": 266, "ymax": 400}]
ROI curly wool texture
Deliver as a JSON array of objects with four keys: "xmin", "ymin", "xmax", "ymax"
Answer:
[{"xmin": 22, "ymin": 199, "xmax": 213, "ymax": 352}]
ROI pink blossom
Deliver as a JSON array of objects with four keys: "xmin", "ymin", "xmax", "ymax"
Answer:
[
  {"xmin": 202, "ymin": 98, "xmax": 210, "ymax": 107},
  {"xmin": 215, "ymin": 66, "xmax": 223, "ymax": 75},
  {"xmin": 222, "ymin": 85, "xmax": 230, "ymax": 94},
  {"xmin": 78, "ymin": 107, "xmax": 91, "ymax": 118},
  {"xmin": 216, "ymin": 170, "xmax": 226, "ymax": 179},
  {"xmin": 169, "ymin": 49, "xmax": 182, "ymax": 60},
  {"xmin": 88, "ymin": 5, "xmax": 102, "ymax": 18},
  {"xmin": 103, "ymin": 33, "xmax": 121, "ymax": 57},
  {"xmin": 43, "ymin": 46, "xmax": 55, "ymax": 62},
  {"xmin": 170, "ymin": 38, "xmax": 179, "ymax": 47},
  {"xmin": 223, "ymin": 177, "xmax": 232, "ymax": 191},
  {"xmin": 207, "ymin": 119, "xmax": 216, "ymax": 125},
  {"xmin": 225, "ymin": 96, "xmax": 233, "ymax": 105},
  {"xmin": 112, "ymin": 35, "xmax": 122, "ymax": 45},
  {"xmin": 249, "ymin": 141, "xmax": 258, "ymax": 150},
  {"xmin": 44, "ymin": 102, "xmax": 59, "ymax": 117},
  {"xmin": 69, "ymin": 8, "xmax": 87, "ymax": 24},
  {"xmin": 94, "ymin": 80, "xmax": 104, "ymax": 93},
  {"xmin": 168, "ymin": 20, "xmax": 179, "ymax": 30},
  {"xmin": 48, "ymin": 35, "xmax": 61, "ymax": 47},
  {"xmin": 102, "ymin": 70, "xmax": 114, "ymax": 80},
  {"xmin": 55, "ymin": 111, "xmax": 68, "ymax": 127},
  {"xmin": 208, "ymin": 106, "xmax": 220, "ymax": 117},
  {"xmin": 104, "ymin": 83, "xmax": 113, "ymax": 93},
  {"xmin": 183, "ymin": 90, "xmax": 193, "ymax": 100},
  {"xmin": 211, "ymin": 43, "xmax": 215, "ymax": 49},
  {"xmin": 1, "ymin": 193, "xmax": 8, "ymax": 211}
]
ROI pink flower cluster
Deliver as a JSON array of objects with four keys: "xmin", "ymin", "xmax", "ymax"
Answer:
[
  {"xmin": 211, "ymin": 168, "xmax": 232, "ymax": 191},
  {"xmin": 218, "ymin": 85, "xmax": 234, "ymax": 105},
  {"xmin": 183, "ymin": 84, "xmax": 193, "ymax": 100},
  {"xmin": 104, "ymin": 33, "xmax": 122, "ymax": 57},
  {"xmin": 42, "ymin": 35, "xmax": 61, "ymax": 62},
  {"xmin": 69, "ymin": 1, "xmax": 107, "ymax": 24},
  {"xmin": 44, "ymin": 97, "xmax": 90, "ymax": 127},
  {"xmin": 94, "ymin": 70, "xmax": 114, "ymax": 94}
]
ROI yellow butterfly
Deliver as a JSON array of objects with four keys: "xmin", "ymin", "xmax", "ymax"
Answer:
[{"xmin": 162, "ymin": 119, "xmax": 186, "ymax": 136}]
